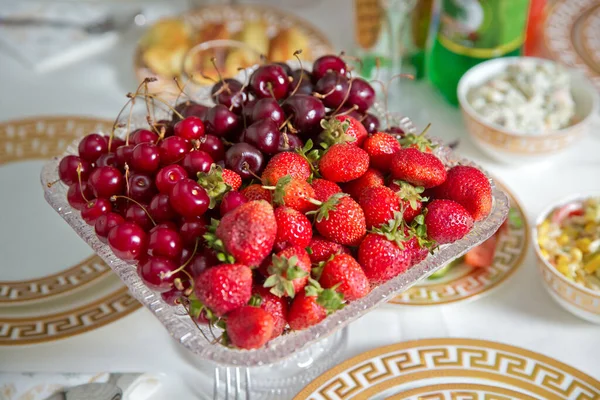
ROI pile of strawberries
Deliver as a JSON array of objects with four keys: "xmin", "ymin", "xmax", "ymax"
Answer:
[{"xmin": 56, "ymin": 55, "xmax": 493, "ymax": 350}]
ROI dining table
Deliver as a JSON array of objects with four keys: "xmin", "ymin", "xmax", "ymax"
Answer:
[{"xmin": 0, "ymin": 0, "xmax": 599, "ymax": 398}]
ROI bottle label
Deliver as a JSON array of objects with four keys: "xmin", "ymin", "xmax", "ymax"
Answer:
[{"xmin": 437, "ymin": 0, "xmax": 530, "ymax": 58}]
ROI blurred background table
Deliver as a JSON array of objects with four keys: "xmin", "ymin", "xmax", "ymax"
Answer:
[{"xmin": 0, "ymin": 0, "xmax": 599, "ymax": 398}]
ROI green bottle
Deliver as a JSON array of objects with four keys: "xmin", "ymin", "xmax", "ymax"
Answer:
[{"xmin": 427, "ymin": 0, "xmax": 530, "ymax": 105}]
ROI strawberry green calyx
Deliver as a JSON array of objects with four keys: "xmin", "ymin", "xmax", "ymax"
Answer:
[
  {"xmin": 197, "ymin": 164, "xmax": 232, "ymax": 209},
  {"xmin": 264, "ymin": 254, "xmax": 308, "ymax": 298},
  {"xmin": 188, "ymin": 293, "xmax": 218, "ymax": 323},
  {"xmin": 410, "ymin": 211, "xmax": 437, "ymax": 251},
  {"xmin": 203, "ymin": 219, "xmax": 236, "ymax": 264},
  {"xmin": 248, "ymin": 294, "xmax": 263, "ymax": 307},
  {"xmin": 262, "ymin": 175, "xmax": 291, "ymax": 206},
  {"xmin": 310, "ymin": 253, "xmax": 335, "ymax": 281},
  {"xmin": 393, "ymin": 180, "xmax": 428, "ymax": 210},
  {"xmin": 399, "ymin": 123, "xmax": 437, "ymax": 152},
  {"xmin": 296, "ymin": 139, "xmax": 321, "ymax": 179},
  {"xmin": 306, "ymin": 192, "xmax": 347, "ymax": 222},
  {"xmin": 319, "ymin": 118, "xmax": 355, "ymax": 148},
  {"xmin": 305, "ymin": 278, "xmax": 344, "ymax": 313},
  {"xmin": 371, "ymin": 211, "xmax": 412, "ymax": 249}
]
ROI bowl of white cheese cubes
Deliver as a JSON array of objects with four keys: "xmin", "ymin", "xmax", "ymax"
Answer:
[{"xmin": 457, "ymin": 57, "xmax": 598, "ymax": 164}]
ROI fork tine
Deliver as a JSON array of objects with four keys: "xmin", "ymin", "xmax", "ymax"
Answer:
[
  {"xmin": 245, "ymin": 368, "xmax": 251, "ymax": 400},
  {"xmin": 225, "ymin": 367, "xmax": 231, "ymax": 400},
  {"xmin": 235, "ymin": 367, "xmax": 241, "ymax": 400},
  {"xmin": 213, "ymin": 367, "xmax": 220, "ymax": 400}
]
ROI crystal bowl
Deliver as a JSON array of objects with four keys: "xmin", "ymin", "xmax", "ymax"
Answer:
[{"xmin": 40, "ymin": 68, "xmax": 509, "ymax": 367}]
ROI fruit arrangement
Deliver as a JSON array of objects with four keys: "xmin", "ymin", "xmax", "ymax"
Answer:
[{"xmin": 51, "ymin": 54, "xmax": 498, "ymax": 352}]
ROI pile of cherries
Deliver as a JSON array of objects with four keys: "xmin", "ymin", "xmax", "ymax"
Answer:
[{"xmin": 57, "ymin": 54, "xmax": 379, "ymax": 307}]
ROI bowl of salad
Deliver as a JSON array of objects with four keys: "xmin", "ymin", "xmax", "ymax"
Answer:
[
  {"xmin": 457, "ymin": 57, "xmax": 599, "ymax": 164},
  {"xmin": 533, "ymin": 194, "xmax": 600, "ymax": 323}
]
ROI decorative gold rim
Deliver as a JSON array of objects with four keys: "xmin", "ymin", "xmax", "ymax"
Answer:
[
  {"xmin": 294, "ymin": 338, "xmax": 600, "ymax": 399},
  {"xmin": 0, "ymin": 116, "xmax": 116, "ymax": 304},
  {"xmin": 390, "ymin": 179, "xmax": 528, "ymax": 306},
  {"xmin": 134, "ymin": 4, "xmax": 334, "ymax": 90},
  {"xmin": 388, "ymin": 383, "xmax": 539, "ymax": 400}
]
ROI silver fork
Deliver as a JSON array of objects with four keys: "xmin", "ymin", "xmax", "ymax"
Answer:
[{"xmin": 213, "ymin": 367, "xmax": 251, "ymax": 400}]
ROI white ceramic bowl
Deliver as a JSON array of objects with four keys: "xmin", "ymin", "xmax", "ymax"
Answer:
[
  {"xmin": 532, "ymin": 194, "xmax": 600, "ymax": 324},
  {"xmin": 457, "ymin": 56, "xmax": 599, "ymax": 165}
]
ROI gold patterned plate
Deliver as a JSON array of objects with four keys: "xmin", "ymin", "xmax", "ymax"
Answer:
[
  {"xmin": 0, "ymin": 116, "xmax": 140, "ymax": 345},
  {"xmin": 544, "ymin": 0, "xmax": 600, "ymax": 90},
  {"xmin": 390, "ymin": 181, "xmax": 527, "ymax": 306},
  {"xmin": 294, "ymin": 338, "xmax": 600, "ymax": 400}
]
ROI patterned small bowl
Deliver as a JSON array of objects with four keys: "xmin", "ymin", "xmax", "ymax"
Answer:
[
  {"xmin": 532, "ymin": 194, "xmax": 600, "ymax": 324},
  {"xmin": 457, "ymin": 57, "xmax": 599, "ymax": 165}
]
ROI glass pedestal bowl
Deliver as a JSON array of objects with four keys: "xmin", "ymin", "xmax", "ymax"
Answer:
[{"xmin": 40, "ymin": 66, "xmax": 509, "ymax": 398}]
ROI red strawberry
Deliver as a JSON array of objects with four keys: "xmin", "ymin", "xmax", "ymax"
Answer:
[
  {"xmin": 194, "ymin": 263, "xmax": 252, "ymax": 316},
  {"xmin": 424, "ymin": 199, "xmax": 473, "ymax": 244},
  {"xmin": 405, "ymin": 235, "xmax": 429, "ymax": 266},
  {"xmin": 311, "ymin": 178, "xmax": 342, "ymax": 202},
  {"xmin": 226, "ymin": 306, "xmax": 274, "ymax": 349},
  {"xmin": 342, "ymin": 168, "xmax": 384, "ymax": 200},
  {"xmin": 262, "ymin": 152, "xmax": 311, "ymax": 185},
  {"xmin": 241, "ymin": 184, "xmax": 272, "ymax": 203},
  {"xmin": 359, "ymin": 185, "xmax": 400, "ymax": 229},
  {"xmin": 197, "ymin": 164, "xmax": 241, "ymax": 208},
  {"xmin": 273, "ymin": 206, "xmax": 313, "ymax": 252},
  {"xmin": 362, "ymin": 132, "xmax": 401, "ymax": 171},
  {"xmin": 262, "ymin": 246, "xmax": 311, "ymax": 298},
  {"xmin": 319, "ymin": 143, "xmax": 369, "ymax": 183},
  {"xmin": 251, "ymin": 286, "xmax": 288, "ymax": 339},
  {"xmin": 432, "ymin": 165, "xmax": 492, "ymax": 221},
  {"xmin": 388, "ymin": 180, "xmax": 426, "ymax": 223},
  {"xmin": 265, "ymin": 175, "xmax": 316, "ymax": 213},
  {"xmin": 288, "ymin": 279, "xmax": 343, "ymax": 331},
  {"xmin": 465, "ymin": 233, "xmax": 498, "ymax": 268},
  {"xmin": 214, "ymin": 200, "xmax": 277, "ymax": 266},
  {"xmin": 358, "ymin": 233, "xmax": 413, "ymax": 284},
  {"xmin": 307, "ymin": 235, "xmax": 350, "ymax": 263},
  {"xmin": 312, "ymin": 193, "xmax": 366, "ymax": 246},
  {"xmin": 399, "ymin": 123, "xmax": 436, "ymax": 153},
  {"xmin": 319, "ymin": 254, "xmax": 370, "ymax": 301},
  {"xmin": 390, "ymin": 148, "xmax": 446, "ymax": 188},
  {"xmin": 320, "ymin": 115, "xmax": 368, "ymax": 147}
]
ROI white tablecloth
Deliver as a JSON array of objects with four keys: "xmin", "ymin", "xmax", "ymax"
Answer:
[{"xmin": 0, "ymin": 1, "xmax": 599, "ymax": 397}]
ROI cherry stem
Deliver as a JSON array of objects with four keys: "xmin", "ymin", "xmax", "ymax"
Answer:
[
  {"xmin": 286, "ymin": 120, "xmax": 298, "ymax": 134},
  {"xmin": 278, "ymin": 114, "xmax": 294, "ymax": 131},
  {"xmin": 110, "ymin": 195, "xmax": 156, "ymax": 226},
  {"xmin": 332, "ymin": 104, "xmax": 358, "ymax": 118},
  {"xmin": 165, "ymin": 239, "xmax": 200, "ymax": 278},
  {"xmin": 289, "ymin": 50, "xmax": 304, "ymax": 97},
  {"xmin": 419, "ymin": 123, "xmax": 432, "ymax": 137},
  {"xmin": 281, "ymin": 130, "xmax": 290, "ymax": 149},
  {"xmin": 210, "ymin": 57, "xmax": 225, "ymax": 84},
  {"xmin": 173, "ymin": 76, "xmax": 191, "ymax": 108},
  {"xmin": 128, "ymin": 92, "xmax": 184, "ymax": 120},
  {"xmin": 182, "ymin": 299, "xmax": 212, "ymax": 343},
  {"xmin": 142, "ymin": 80, "xmax": 156, "ymax": 133},
  {"xmin": 46, "ymin": 178, "xmax": 60, "ymax": 188},
  {"xmin": 332, "ymin": 77, "xmax": 354, "ymax": 116},
  {"xmin": 266, "ymin": 82, "xmax": 276, "ymax": 99},
  {"xmin": 241, "ymin": 162, "xmax": 263, "ymax": 181},
  {"xmin": 113, "ymin": 78, "xmax": 154, "ymax": 146},
  {"xmin": 312, "ymin": 72, "xmax": 343, "ymax": 99},
  {"xmin": 76, "ymin": 163, "xmax": 90, "ymax": 204}
]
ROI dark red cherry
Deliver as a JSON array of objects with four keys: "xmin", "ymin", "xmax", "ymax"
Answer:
[
  {"xmin": 105, "ymin": 136, "xmax": 125, "ymax": 152},
  {"xmin": 312, "ymin": 55, "xmax": 347, "ymax": 83},
  {"xmin": 225, "ymin": 142, "xmax": 264, "ymax": 179},
  {"xmin": 282, "ymin": 94, "xmax": 326, "ymax": 135},
  {"xmin": 151, "ymin": 221, "xmax": 178, "ymax": 232},
  {"xmin": 274, "ymin": 62, "xmax": 293, "ymax": 76},
  {"xmin": 128, "ymin": 173, "xmax": 157, "ymax": 203},
  {"xmin": 108, "ymin": 222, "xmax": 148, "ymax": 262},
  {"xmin": 130, "ymin": 143, "xmax": 160, "ymax": 173},
  {"xmin": 94, "ymin": 212, "xmax": 125, "ymax": 243},
  {"xmin": 211, "ymin": 79, "xmax": 247, "ymax": 113},
  {"xmin": 169, "ymin": 179, "xmax": 209, "ymax": 218},
  {"xmin": 88, "ymin": 166, "xmax": 124, "ymax": 199},
  {"xmin": 241, "ymin": 98, "xmax": 257, "ymax": 124},
  {"xmin": 181, "ymin": 150, "xmax": 213, "ymax": 177},
  {"xmin": 81, "ymin": 198, "xmax": 112, "ymax": 225},
  {"xmin": 148, "ymin": 227, "xmax": 183, "ymax": 260},
  {"xmin": 125, "ymin": 203, "xmax": 154, "ymax": 232},
  {"xmin": 277, "ymin": 133, "xmax": 304, "ymax": 152},
  {"xmin": 149, "ymin": 193, "xmax": 177, "ymax": 222},
  {"xmin": 243, "ymin": 119, "xmax": 280, "ymax": 155},
  {"xmin": 161, "ymin": 287, "xmax": 184, "ymax": 305},
  {"xmin": 347, "ymin": 78, "xmax": 375, "ymax": 112},
  {"xmin": 362, "ymin": 113, "xmax": 380, "ymax": 134},
  {"xmin": 387, "ymin": 126, "xmax": 406, "ymax": 138},
  {"xmin": 179, "ymin": 217, "xmax": 208, "ymax": 248},
  {"xmin": 184, "ymin": 250, "xmax": 218, "ymax": 278},
  {"xmin": 78, "ymin": 133, "xmax": 108, "ymax": 163},
  {"xmin": 158, "ymin": 136, "xmax": 191, "ymax": 165},
  {"xmin": 198, "ymin": 135, "xmax": 225, "ymax": 162},
  {"xmin": 174, "ymin": 116, "xmax": 205, "ymax": 141},
  {"xmin": 251, "ymin": 98, "xmax": 285, "ymax": 126},
  {"xmin": 220, "ymin": 191, "xmax": 248, "ymax": 216},
  {"xmin": 250, "ymin": 64, "xmax": 289, "ymax": 99},
  {"xmin": 315, "ymin": 71, "xmax": 350, "ymax": 109},
  {"xmin": 175, "ymin": 101, "xmax": 209, "ymax": 120},
  {"xmin": 289, "ymin": 69, "xmax": 313, "ymax": 95},
  {"xmin": 151, "ymin": 120, "xmax": 174, "ymax": 138},
  {"xmin": 204, "ymin": 105, "xmax": 240, "ymax": 138},
  {"xmin": 67, "ymin": 182, "xmax": 95, "ymax": 211},
  {"xmin": 115, "ymin": 145, "xmax": 135, "ymax": 168},
  {"xmin": 58, "ymin": 155, "xmax": 92, "ymax": 186},
  {"xmin": 155, "ymin": 164, "xmax": 188, "ymax": 194},
  {"xmin": 96, "ymin": 152, "xmax": 119, "ymax": 168},
  {"xmin": 130, "ymin": 129, "xmax": 158, "ymax": 146},
  {"xmin": 137, "ymin": 256, "xmax": 178, "ymax": 292}
]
